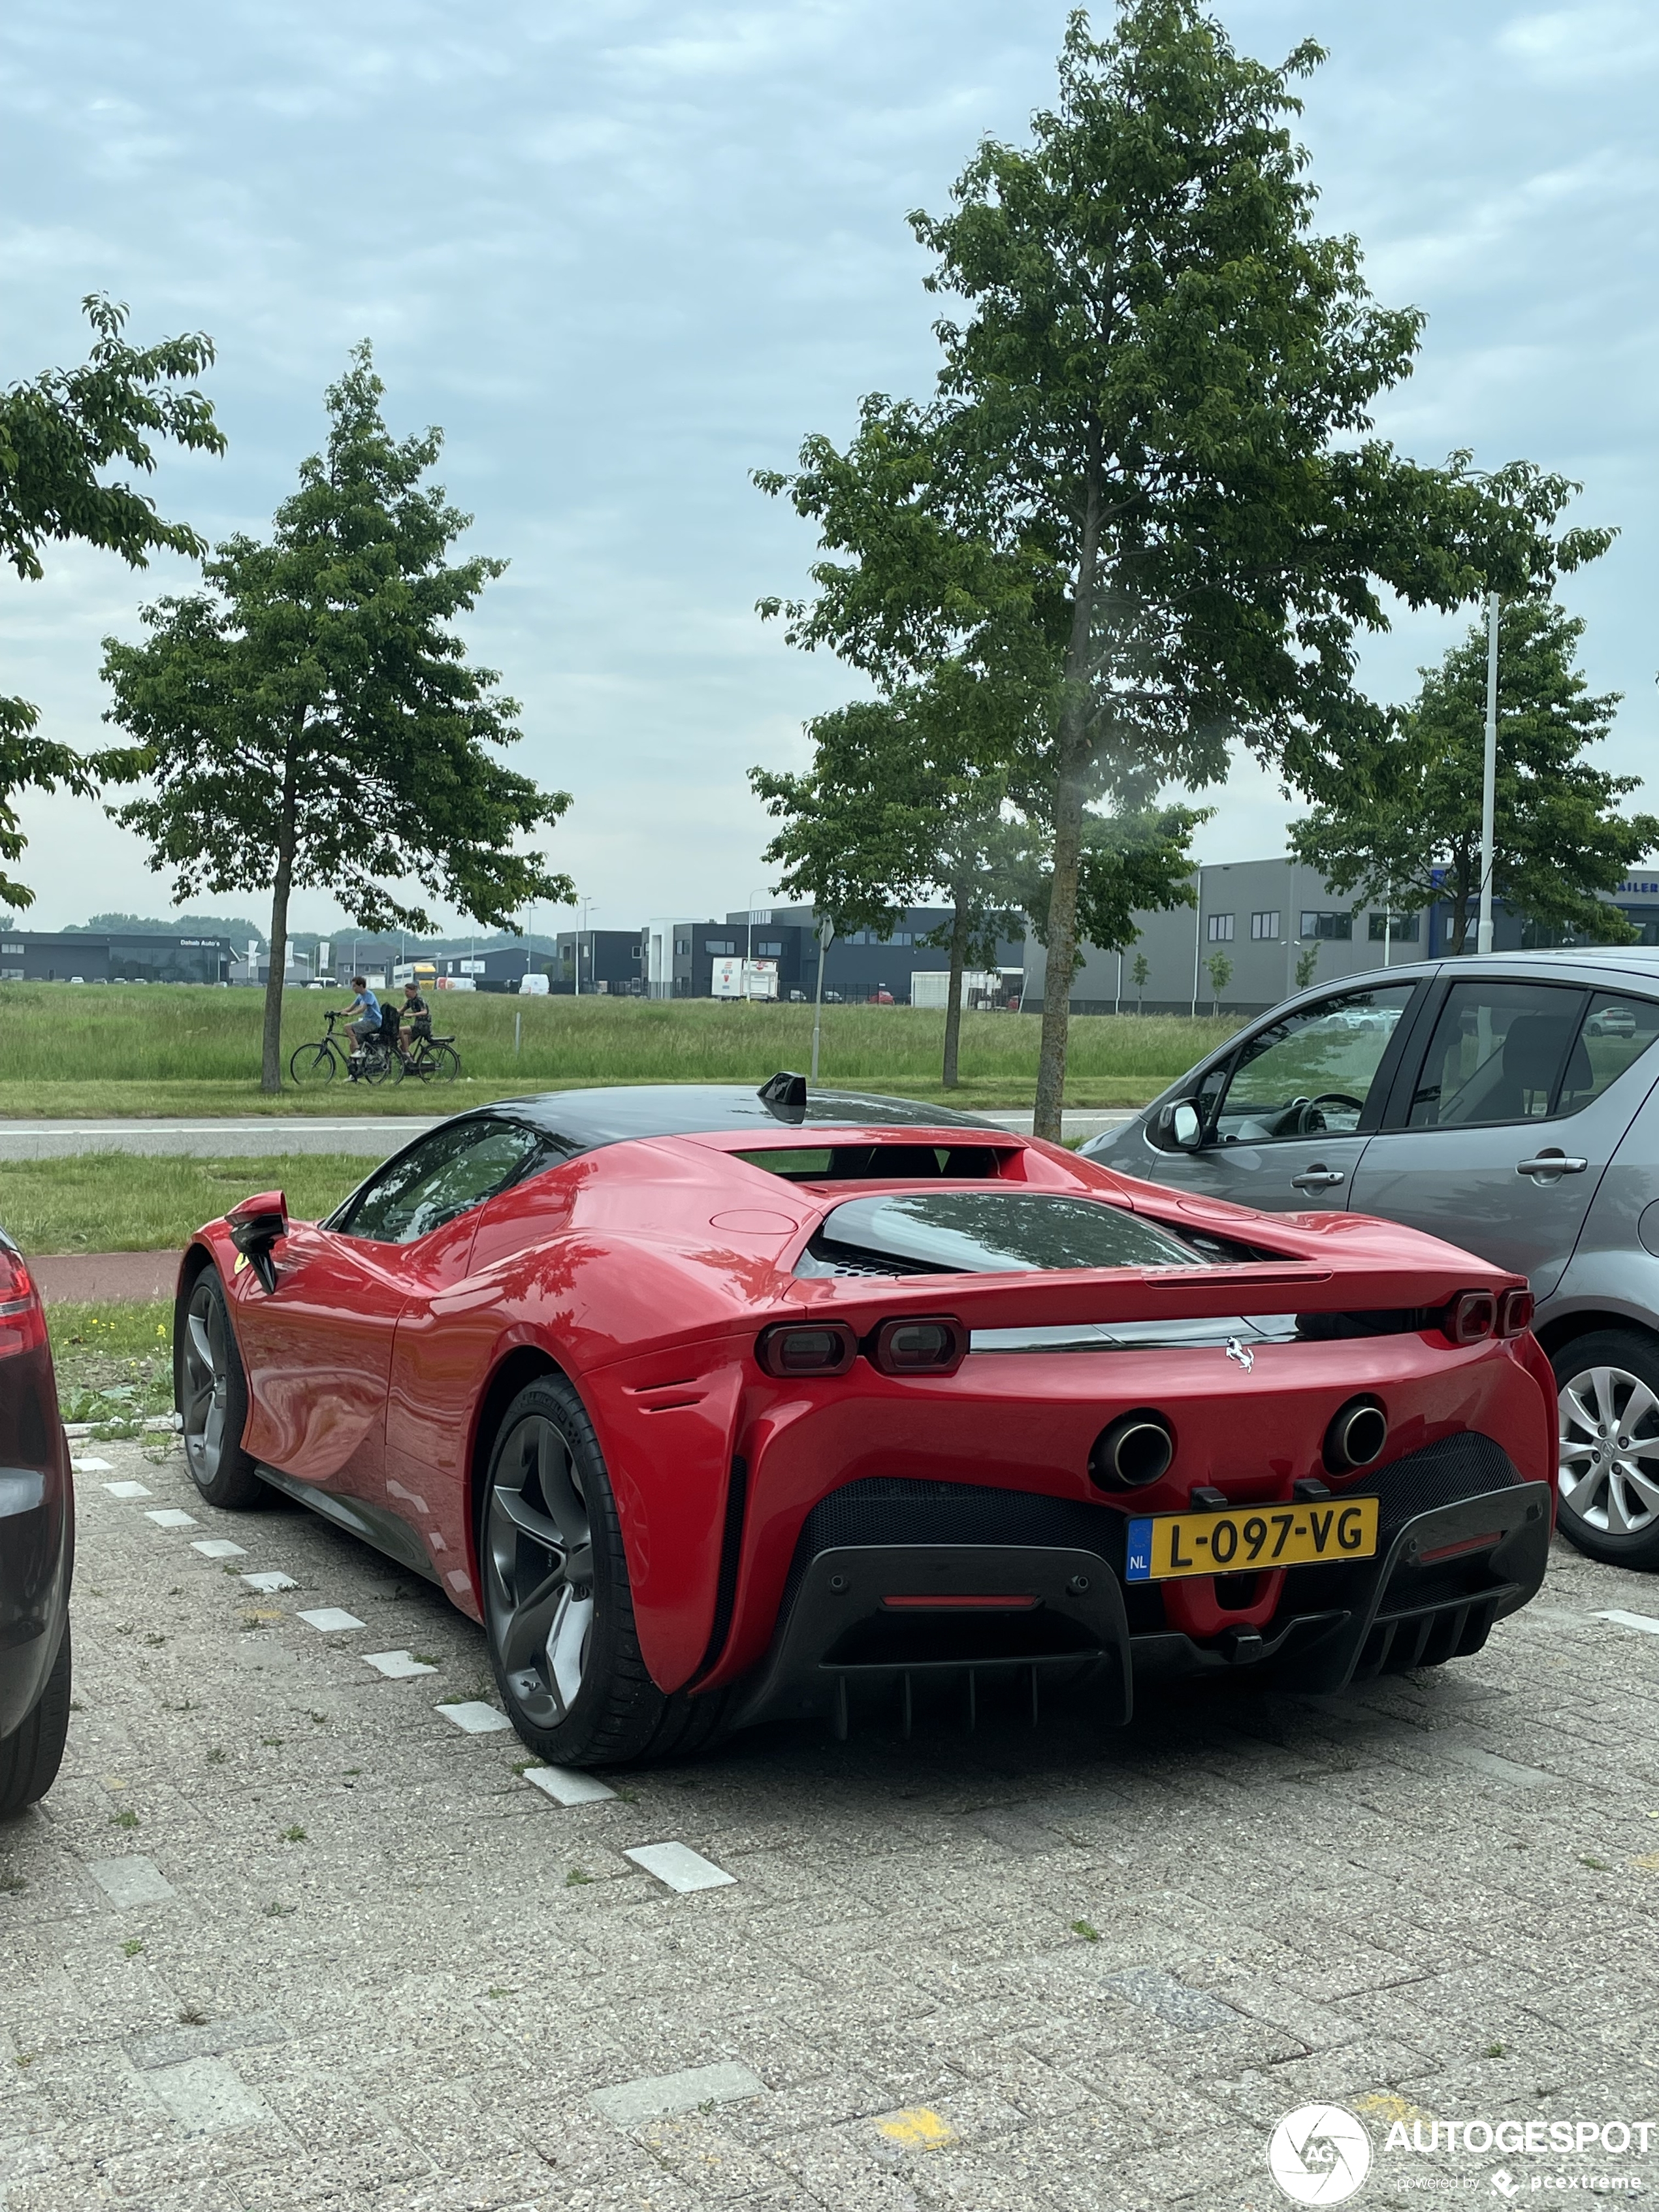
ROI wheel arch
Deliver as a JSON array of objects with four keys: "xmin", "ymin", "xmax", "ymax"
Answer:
[
  {"xmin": 172, "ymin": 1240, "xmax": 219, "ymax": 1411},
  {"xmin": 1534, "ymin": 1307, "xmax": 1659, "ymax": 1367},
  {"xmin": 464, "ymin": 1343, "xmax": 572, "ymax": 1583}
]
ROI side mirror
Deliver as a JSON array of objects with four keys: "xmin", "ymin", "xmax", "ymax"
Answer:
[
  {"xmin": 1167, "ymin": 1101, "xmax": 1203, "ymax": 1151},
  {"xmin": 229, "ymin": 1191, "xmax": 288, "ymax": 1292}
]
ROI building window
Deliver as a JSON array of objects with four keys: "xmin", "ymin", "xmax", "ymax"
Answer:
[
  {"xmin": 674, "ymin": 937, "xmax": 690, "ymax": 956},
  {"xmin": 1249, "ymin": 912, "xmax": 1280, "ymax": 940},
  {"xmin": 755, "ymin": 940, "xmax": 783, "ymax": 956},
  {"xmin": 1366, "ymin": 912, "xmax": 1419, "ymax": 943},
  {"xmin": 705, "ymin": 939, "xmax": 735, "ymax": 955},
  {"xmin": 1206, "ymin": 914, "xmax": 1234, "ymax": 942},
  {"xmin": 1300, "ymin": 910, "xmax": 1354, "ymax": 941}
]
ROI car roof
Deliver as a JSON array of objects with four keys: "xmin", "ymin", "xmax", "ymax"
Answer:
[
  {"xmin": 1256, "ymin": 946, "xmax": 1659, "ymax": 1006},
  {"xmin": 485, "ymin": 1084, "xmax": 999, "ymax": 1150}
]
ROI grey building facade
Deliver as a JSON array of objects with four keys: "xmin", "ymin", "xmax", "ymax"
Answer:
[{"xmin": 0, "ymin": 931, "xmax": 234, "ymax": 985}]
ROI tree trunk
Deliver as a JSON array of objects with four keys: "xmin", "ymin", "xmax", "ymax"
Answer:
[
  {"xmin": 1033, "ymin": 434, "xmax": 1104, "ymax": 1144},
  {"xmin": 260, "ymin": 731, "xmax": 300, "ymax": 1093},
  {"xmin": 1447, "ymin": 848, "xmax": 1472, "ymax": 956},
  {"xmin": 941, "ymin": 900, "xmax": 969, "ymax": 1089}
]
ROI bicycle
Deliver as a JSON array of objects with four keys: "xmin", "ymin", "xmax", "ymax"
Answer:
[
  {"xmin": 289, "ymin": 1009, "xmax": 396, "ymax": 1086},
  {"xmin": 396, "ymin": 1027, "xmax": 462, "ymax": 1083}
]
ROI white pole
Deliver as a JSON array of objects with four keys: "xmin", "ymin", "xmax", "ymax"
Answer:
[
  {"xmin": 1115, "ymin": 948, "xmax": 1122, "ymax": 1017},
  {"xmin": 1477, "ymin": 591, "xmax": 1500, "ymax": 955},
  {"xmin": 811, "ymin": 916, "xmax": 833, "ymax": 1082},
  {"xmin": 1383, "ymin": 873, "xmax": 1391, "ymax": 969},
  {"xmin": 1190, "ymin": 869, "xmax": 1202, "ymax": 1019}
]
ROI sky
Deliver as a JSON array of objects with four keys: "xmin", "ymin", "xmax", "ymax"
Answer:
[{"xmin": 3, "ymin": 0, "xmax": 1656, "ymax": 938}]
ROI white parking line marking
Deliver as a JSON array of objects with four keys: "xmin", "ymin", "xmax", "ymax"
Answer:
[
  {"xmin": 1596, "ymin": 1609, "xmax": 1659, "ymax": 1635},
  {"xmin": 436, "ymin": 1700, "xmax": 511, "ymax": 1734},
  {"xmin": 191, "ymin": 1539, "xmax": 246, "ymax": 1560},
  {"xmin": 624, "ymin": 1841, "xmax": 735, "ymax": 1893},
  {"xmin": 103, "ymin": 1481, "xmax": 152, "ymax": 1499},
  {"xmin": 145, "ymin": 1509, "xmax": 199, "ymax": 1530},
  {"xmin": 523, "ymin": 1765, "xmax": 617, "ymax": 1806},
  {"xmin": 362, "ymin": 1650, "xmax": 438, "ymax": 1678},
  {"xmin": 240, "ymin": 1571, "xmax": 297, "ymax": 1594},
  {"xmin": 297, "ymin": 1607, "xmax": 365, "ymax": 1632},
  {"xmin": 71, "ymin": 1456, "xmax": 115, "ymax": 1471},
  {"xmin": 87, "ymin": 1856, "xmax": 176, "ymax": 1907},
  {"xmin": 591, "ymin": 2059, "xmax": 764, "ymax": 2126}
]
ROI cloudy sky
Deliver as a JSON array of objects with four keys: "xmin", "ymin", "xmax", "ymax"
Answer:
[{"xmin": 3, "ymin": 0, "xmax": 1655, "ymax": 937}]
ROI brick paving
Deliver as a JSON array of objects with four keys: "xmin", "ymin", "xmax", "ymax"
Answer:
[{"xmin": 1, "ymin": 1435, "xmax": 1656, "ymax": 2211}]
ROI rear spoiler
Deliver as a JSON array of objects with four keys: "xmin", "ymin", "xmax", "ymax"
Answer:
[{"xmin": 773, "ymin": 1260, "xmax": 1520, "ymax": 1334}]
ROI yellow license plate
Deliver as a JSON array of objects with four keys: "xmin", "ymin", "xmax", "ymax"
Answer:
[{"xmin": 1125, "ymin": 1496, "xmax": 1379, "ymax": 1582}]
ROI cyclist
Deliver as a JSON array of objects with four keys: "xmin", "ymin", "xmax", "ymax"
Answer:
[
  {"xmin": 344, "ymin": 976, "xmax": 382, "ymax": 1074},
  {"xmin": 397, "ymin": 978, "xmax": 433, "ymax": 1066}
]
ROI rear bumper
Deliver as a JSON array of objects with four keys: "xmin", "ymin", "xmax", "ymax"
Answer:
[{"xmin": 730, "ymin": 1434, "xmax": 1551, "ymax": 1735}]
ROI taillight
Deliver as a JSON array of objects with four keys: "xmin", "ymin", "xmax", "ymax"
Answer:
[
  {"xmin": 1498, "ymin": 1288, "xmax": 1535, "ymax": 1338},
  {"xmin": 0, "ymin": 1243, "xmax": 46, "ymax": 1358},
  {"xmin": 756, "ymin": 1321, "xmax": 858, "ymax": 1378},
  {"xmin": 1442, "ymin": 1289, "xmax": 1497, "ymax": 1345},
  {"xmin": 869, "ymin": 1316, "xmax": 967, "ymax": 1377}
]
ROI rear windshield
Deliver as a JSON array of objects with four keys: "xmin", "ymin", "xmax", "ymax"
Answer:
[{"xmin": 799, "ymin": 1191, "xmax": 1208, "ymax": 1276}]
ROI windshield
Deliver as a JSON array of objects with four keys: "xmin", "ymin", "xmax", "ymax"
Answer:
[{"xmin": 800, "ymin": 1191, "xmax": 1207, "ymax": 1277}]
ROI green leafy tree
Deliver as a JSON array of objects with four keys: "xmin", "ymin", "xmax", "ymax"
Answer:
[
  {"xmin": 1131, "ymin": 950, "xmax": 1149, "ymax": 1012},
  {"xmin": 752, "ymin": 672, "xmax": 1027, "ymax": 1089},
  {"xmin": 760, "ymin": 6, "xmax": 1608, "ymax": 1136},
  {"xmin": 1, "ymin": 297, "xmax": 223, "ymax": 909},
  {"xmin": 1205, "ymin": 950, "xmax": 1232, "ymax": 1014},
  {"xmin": 101, "ymin": 346, "xmax": 572, "ymax": 1091},
  {"xmin": 1291, "ymin": 598, "xmax": 1656, "ymax": 954},
  {"xmin": 1295, "ymin": 944, "xmax": 1320, "ymax": 991}
]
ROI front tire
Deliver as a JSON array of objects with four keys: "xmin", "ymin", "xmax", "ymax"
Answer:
[
  {"xmin": 1553, "ymin": 1328, "xmax": 1659, "ymax": 1569},
  {"xmin": 179, "ymin": 1270, "xmax": 264, "ymax": 1511},
  {"xmin": 0, "ymin": 1619, "xmax": 71, "ymax": 1817},
  {"xmin": 289, "ymin": 1042, "xmax": 336, "ymax": 1085},
  {"xmin": 480, "ymin": 1376, "xmax": 728, "ymax": 1767}
]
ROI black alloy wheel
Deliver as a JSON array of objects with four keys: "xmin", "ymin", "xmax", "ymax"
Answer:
[
  {"xmin": 178, "ymin": 1270, "xmax": 264, "ymax": 1510},
  {"xmin": 479, "ymin": 1375, "xmax": 730, "ymax": 1767}
]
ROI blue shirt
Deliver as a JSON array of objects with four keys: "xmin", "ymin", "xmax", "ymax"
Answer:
[{"xmin": 351, "ymin": 988, "xmax": 381, "ymax": 1025}]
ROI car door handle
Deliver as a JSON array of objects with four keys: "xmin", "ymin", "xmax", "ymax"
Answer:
[
  {"xmin": 1517, "ymin": 1153, "xmax": 1588, "ymax": 1178},
  {"xmin": 1291, "ymin": 1166, "xmax": 1345, "ymax": 1191}
]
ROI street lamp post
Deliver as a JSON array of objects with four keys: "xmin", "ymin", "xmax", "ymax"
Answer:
[
  {"xmin": 1477, "ymin": 591, "xmax": 1500, "ymax": 955},
  {"xmin": 811, "ymin": 916, "xmax": 834, "ymax": 1083},
  {"xmin": 579, "ymin": 898, "xmax": 597, "ymax": 995}
]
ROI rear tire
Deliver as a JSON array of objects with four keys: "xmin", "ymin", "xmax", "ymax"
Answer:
[
  {"xmin": 289, "ymin": 1042, "xmax": 335, "ymax": 1085},
  {"xmin": 178, "ymin": 1271, "xmax": 265, "ymax": 1511},
  {"xmin": 432, "ymin": 1044, "xmax": 460, "ymax": 1083},
  {"xmin": 0, "ymin": 1619, "xmax": 71, "ymax": 1817},
  {"xmin": 1553, "ymin": 1328, "xmax": 1659, "ymax": 1569},
  {"xmin": 479, "ymin": 1375, "xmax": 728, "ymax": 1768}
]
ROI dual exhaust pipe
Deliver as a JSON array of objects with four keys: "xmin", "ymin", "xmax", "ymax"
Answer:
[{"xmin": 1088, "ymin": 1394, "xmax": 1388, "ymax": 1492}]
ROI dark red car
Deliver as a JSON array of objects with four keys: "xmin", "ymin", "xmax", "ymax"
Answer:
[
  {"xmin": 0, "ymin": 1232, "xmax": 73, "ymax": 1815},
  {"xmin": 175, "ymin": 1082, "xmax": 1557, "ymax": 1767}
]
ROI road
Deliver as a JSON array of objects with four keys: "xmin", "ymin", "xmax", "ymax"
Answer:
[
  {"xmin": 0, "ymin": 1109, "xmax": 1136, "ymax": 1161},
  {"xmin": 1, "ymin": 1434, "xmax": 1654, "ymax": 2209}
]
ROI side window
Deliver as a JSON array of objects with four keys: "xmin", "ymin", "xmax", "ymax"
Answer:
[
  {"xmin": 1406, "ymin": 982, "xmax": 1610, "ymax": 1128},
  {"xmin": 1212, "ymin": 986, "xmax": 1415, "ymax": 1145},
  {"xmin": 340, "ymin": 1122, "xmax": 545, "ymax": 1244}
]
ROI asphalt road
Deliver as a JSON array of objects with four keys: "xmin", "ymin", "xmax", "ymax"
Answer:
[
  {"xmin": 0, "ymin": 1110, "xmax": 1136, "ymax": 1161},
  {"xmin": 2, "ymin": 1435, "xmax": 1655, "ymax": 2209}
]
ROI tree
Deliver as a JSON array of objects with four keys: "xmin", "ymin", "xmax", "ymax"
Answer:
[
  {"xmin": 1205, "ymin": 950, "xmax": 1232, "ymax": 1014},
  {"xmin": 1290, "ymin": 598, "xmax": 1656, "ymax": 954},
  {"xmin": 759, "ymin": 6, "xmax": 1608, "ymax": 1136},
  {"xmin": 101, "ymin": 346, "xmax": 572, "ymax": 1091},
  {"xmin": 1131, "ymin": 950, "xmax": 1149, "ymax": 1012},
  {"xmin": 752, "ymin": 672, "xmax": 1027, "ymax": 1089},
  {"xmin": 1, "ymin": 297, "xmax": 223, "ymax": 909},
  {"xmin": 1295, "ymin": 944, "xmax": 1320, "ymax": 991}
]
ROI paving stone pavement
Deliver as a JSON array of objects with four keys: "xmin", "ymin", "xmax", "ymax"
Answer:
[{"xmin": 3, "ymin": 1437, "xmax": 1657, "ymax": 2211}]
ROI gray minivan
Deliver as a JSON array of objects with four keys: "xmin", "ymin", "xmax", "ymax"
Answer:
[{"xmin": 1082, "ymin": 948, "xmax": 1659, "ymax": 1571}]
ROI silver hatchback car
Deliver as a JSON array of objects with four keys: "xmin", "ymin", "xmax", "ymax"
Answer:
[{"xmin": 1082, "ymin": 947, "xmax": 1659, "ymax": 1571}]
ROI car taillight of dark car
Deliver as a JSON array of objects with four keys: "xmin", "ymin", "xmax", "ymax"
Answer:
[{"xmin": 0, "ymin": 1248, "xmax": 46, "ymax": 1359}]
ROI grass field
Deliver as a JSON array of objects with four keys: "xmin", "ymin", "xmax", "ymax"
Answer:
[
  {"xmin": 0, "ymin": 984, "xmax": 1236, "ymax": 1113},
  {"xmin": 48, "ymin": 1300, "xmax": 174, "ymax": 1430},
  {"xmin": 3, "ymin": 1154, "xmax": 373, "ymax": 1254}
]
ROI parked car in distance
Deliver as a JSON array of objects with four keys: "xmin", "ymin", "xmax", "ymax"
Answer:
[
  {"xmin": 1082, "ymin": 946, "xmax": 1659, "ymax": 1570},
  {"xmin": 174, "ymin": 1080, "xmax": 1553, "ymax": 1766},
  {"xmin": 0, "ymin": 1233, "xmax": 73, "ymax": 1814}
]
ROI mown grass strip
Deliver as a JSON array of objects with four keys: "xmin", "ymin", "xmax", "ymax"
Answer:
[{"xmin": 2, "ymin": 1154, "xmax": 372, "ymax": 1254}]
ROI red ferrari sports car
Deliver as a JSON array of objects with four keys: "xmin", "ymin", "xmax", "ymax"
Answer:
[{"xmin": 175, "ymin": 1079, "xmax": 1556, "ymax": 1766}]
